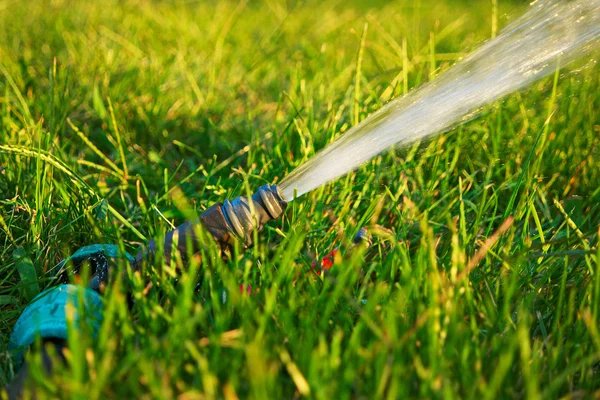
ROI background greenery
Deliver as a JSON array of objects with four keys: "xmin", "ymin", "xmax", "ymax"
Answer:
[{"xmin": 1, "ymin": 0, "xmax": 599, "ymax": 397}]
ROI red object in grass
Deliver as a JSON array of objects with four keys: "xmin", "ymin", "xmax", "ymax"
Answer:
[
  {"xmin": 312, "ymin": 249, "xmax": 339, "ymax": 274},
  {"xmin": 239, "ymin": 284, "xmax": 252, "ymax": 296}
]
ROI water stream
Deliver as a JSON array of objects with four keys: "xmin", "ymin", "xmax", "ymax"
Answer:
[{"xmin": 279, "ymin": 0, "xmax": 600, "ymax": 201}]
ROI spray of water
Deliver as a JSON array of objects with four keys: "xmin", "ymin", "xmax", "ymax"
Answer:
[{"xmin": 279, "ymin": 0, "xmax": 600, "ymax": 201}]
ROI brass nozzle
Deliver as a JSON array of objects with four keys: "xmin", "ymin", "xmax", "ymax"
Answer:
[
  {"xmin": 202, "ymin": 184, "xmax": 287, "ymax": 247},
  {"xmin": 136, "ymin": 184, "xmax": 287, "ymax": 267}
]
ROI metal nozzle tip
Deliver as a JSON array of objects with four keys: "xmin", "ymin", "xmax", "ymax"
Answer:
[
  {"xmin": 201, "ymin": 184, "xmax": 288, "ymax": 248},
  {"xmin": 257, "ymin": 184, "xmax": 287, "ymax": 220}
]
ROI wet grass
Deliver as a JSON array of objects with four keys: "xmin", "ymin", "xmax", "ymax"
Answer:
[{"xmin": 1, "ymin": 0, "xmax": 599, "ymax": 398}]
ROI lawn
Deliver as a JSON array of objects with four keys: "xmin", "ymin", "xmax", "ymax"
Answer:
[{"xmin": 1, "ymin": 0, "xmax": 599, "ymax": 398}]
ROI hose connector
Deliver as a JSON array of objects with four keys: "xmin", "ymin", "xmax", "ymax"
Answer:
[
  {"xmin": 201, "ymin": 184, "xmax": 287, "ymax": 248},
  {"xmin": 135, "ymin": 184, "xmax": 287, "ymax": 268}
]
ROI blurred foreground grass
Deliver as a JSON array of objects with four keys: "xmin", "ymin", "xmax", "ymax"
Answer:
[{"xmin": 1, "ymin": 0, "xmax": 599, "ymax": 397}]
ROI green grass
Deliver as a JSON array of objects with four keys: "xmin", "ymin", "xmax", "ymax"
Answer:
[{"xmin": 1, "ymin": 0, "xmax": 599, "ymax": 397}]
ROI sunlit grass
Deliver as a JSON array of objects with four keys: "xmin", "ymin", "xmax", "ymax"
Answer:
[{"xmin": 1, "ymin": 0, "xmax": 599, "ymax": 397}]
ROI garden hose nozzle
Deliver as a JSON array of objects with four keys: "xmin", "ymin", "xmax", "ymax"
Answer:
[
  {"xmin": 136, "ymin": 184, "xmax": 287, "ymax": 267},
  {"xmin": 201, "ymin": 184, "xmax": 287, "ymax": 247}
]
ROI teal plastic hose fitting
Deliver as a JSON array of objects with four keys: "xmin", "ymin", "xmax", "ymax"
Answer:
[{"xmin": 8, "ymin": 284, "xmax": 104, "ymax": 368}]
